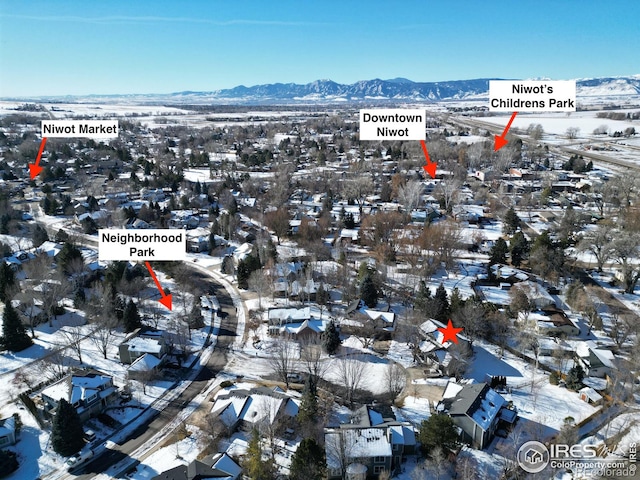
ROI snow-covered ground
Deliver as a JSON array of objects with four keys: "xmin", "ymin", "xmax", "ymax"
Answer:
[
  {"xmin": 481, "ymin": 111, "xmax": 638, "ymax": 139},
  {"xmin": 1, "ymin": 274, "xmax": 214, "ymax": 479},
  {"xmin": 466, "ymin": 340, "xmax": 599, "ymax": 434},
  {"xmin": 127, "ymin": 426, "xmax": 208, "ymax": 480}
]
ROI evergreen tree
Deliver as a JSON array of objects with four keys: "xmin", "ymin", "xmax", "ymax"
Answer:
[
  {"xmin": 56, "ymin": 242, "xmax": 83, "ymax": 275},
  {"xmin": 32, "ymin": 225, "xmax": 49, "ymax": 248},
  {"xmin": 0, "ymin": 262, "xmax": 16, "ymax": 302},
  {"xmin": 73, "ymin": 288, "xmax": 86, "ymax": 308},
  {"xmin": 342, "ymin": 212, "xmax": 355, "ymax": 229},
  {"xmin": 415, "ymin": 280, "xmax": 431, "ymax": 314},
  {"xmin": 434, "ymin": 283, "xmax": 450, "ymax": 323},
  {"xmin": 489, "ymin": 237, "xmax": 509, "ymax": 265},
  {"xmin": 123, "ymin": 299, "xmax": 142, "ymax": 333},
  {"xmin": 449, "ymin": 287, "xmax": 464, "ymax": 314},
  {"xmin": 418, "ymin": 414, "xmax": 458, "ymax": 455},
  {"xmin": 237, "ymin": 254, "xmax": 261, "ymax": 289},
  {"xmin": 188, "ymin": 303, "xmax": 205, "ymax": 329},
  {"xmin": 0, "ymin": 301, "xmax": 32, "ymax": 352},
  {"xmin": 322, "ymin": 320, "xmax": 341, "ymax": 355},
  {"xmin": 510, "ymin": 231, "xmax": 530, "ymax": 267},
  {"xmin": 316, "ymin": 283, "xmax": 329, "ymax": 308},
  {"xmin": 503, "ymin": 206, "xmax": 521, "ymax": 235},
  {"xmin": 221, "ymin": 255, "xmax": 235, "ymax": 275},
  {"xmin": 289, "ymin": 438, "xmax": 326, "ymax": 480},
  {"xmin": 51, "ymin": 398, "xmax": 85, "ymax": 456},
  {"xmin": 360, "ymin": 274, "xmax": 379, "ymax": 308},
  {"xmin": 55, "ymin": 228, "xmax": 69, "ymax": 243},
  {"xmin": 113, "ymin": 288, "xmax": 125, "ymax": 321},
  {"xmin": 298, "ymin": 376, "xmax": 318, "ymax": 425},
  {"xmin": 566, "ymin": 364, "xmax": 585, "ymax": 391},
  {"xmin": 243, "ymin": 428, "xmax": 276, "ymax": 480}
]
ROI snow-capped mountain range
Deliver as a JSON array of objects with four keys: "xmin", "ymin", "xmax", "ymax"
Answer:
[{"xmin": 7, "ymin": 75, "xmax": 640, "ymax": 105}]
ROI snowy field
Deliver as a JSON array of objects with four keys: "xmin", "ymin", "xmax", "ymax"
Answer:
[{"xmin": 480, "ymin": 111, "xmax": 639, "ymax": 138}]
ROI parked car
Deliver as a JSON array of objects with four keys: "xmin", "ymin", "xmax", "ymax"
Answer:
[{"xmin": 66, "ymin": 448, "xmax": 94, "ymax": 471}]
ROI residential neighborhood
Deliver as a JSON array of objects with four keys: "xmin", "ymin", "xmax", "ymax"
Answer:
[{"xmin": 1, "ymin": 3, "xmax": 640, "ymax": 479}]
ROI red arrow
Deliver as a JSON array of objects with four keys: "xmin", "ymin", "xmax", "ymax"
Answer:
[
  {"xmin": 494, "ymin": 111, "xmax": 518, "ymax": 151},
  {"xmin": 145, "ymin": 261, "xmax": 172, "ymax": 310},
  {"xmin": 420, "ymin": 140, "xmax": 437, "ymax": 179},
  {"xmin": 29, "ymin": 137, "xmax": 48, "ymax": 179}
]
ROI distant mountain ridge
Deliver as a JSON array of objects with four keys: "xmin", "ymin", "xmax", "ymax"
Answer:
[
  {"xmin": 5, "ymin": 75, "xmax": 640, "ymax": 105},
  {"xmin": 171, "ymin": 77, "xmax": 499, "ymax": 103}
]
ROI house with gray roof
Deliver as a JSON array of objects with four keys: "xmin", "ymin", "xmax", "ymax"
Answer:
[
  {"xmin": 151, "ymin": 452, "xmax": 241, "ymax": 480},
  {"xmin": 576, "ymin": 341, "xmax": 615, "ymax": 378},
  {"xmin": 442, "ymin": 382, "xmax": 516, "ymax": 449}
]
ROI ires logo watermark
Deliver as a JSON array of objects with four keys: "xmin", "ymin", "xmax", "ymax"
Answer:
[{"xmin": 517, "ymin": 441, "xmax": 637, "ymax": 476}]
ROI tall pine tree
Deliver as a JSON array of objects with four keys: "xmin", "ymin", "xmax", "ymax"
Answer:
[
  {"xmin": 289, "ymin": 438, "xmax": 326, "ymax": 480},
  {"xmin": 298, "ymin": 376, "xmax": 318, "ymax": 425},
  {"xmin": 322, "ymin": 320, "xmax": 341, "ymax": 355},
  {"xmin": 242, "ymin": 428, "xmax": 276, "ymax": 480},
  {"xmin": 123, "ymin": 300, "xmax": 142, "ymax": 333},
  {"xmin": 415, "ymin": 280, "xmax": 431, "ymax": 314},
  {"xmin": 51, "ymin": 399, "xmax": 85, "ymax": 456},
  {"xmin": 360, "ymin": 273, "xmax": 379, "ymax": 308},
  {"xmin": 1, "ymin": 301, "xmax": 32, "ymax": 352},
  {"xmin": 0, "ymin": 262, "xmax": 16, "ymax": 302},
  {"xmin": 434, "ymin": 283, "xmax": 450, "ymax": 323},
  {"xmin": 489, "ymin": 237, "xmax": 508, "ymax": 265}
]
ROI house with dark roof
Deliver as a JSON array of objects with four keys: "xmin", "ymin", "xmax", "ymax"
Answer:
[
  {"xmin": 417, "ymin": 319, "xmax": 472, "ymax": 376},
  {"xmin": 441, "ymin": 382, "xmax": 516, "ymax": 449},
  {"xmin": 151, "ymin": 452, "xmax": 241, "ymax": 480},
  {"xmin": 576, "ymin": 341, "xmax": 615, "ymax": 378}
]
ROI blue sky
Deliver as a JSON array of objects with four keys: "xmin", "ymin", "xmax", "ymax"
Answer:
[{"xmin": 1, "ymin": 0, "xmax": 638, "ymax": 96}]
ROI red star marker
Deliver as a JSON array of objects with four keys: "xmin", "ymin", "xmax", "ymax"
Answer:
[{"xmin": 437, "ymin": 319, "xmax": 464, "ymax": 344}]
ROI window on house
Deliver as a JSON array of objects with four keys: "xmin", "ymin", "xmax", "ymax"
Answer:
[
  {"xmin": 374, "ymin": 466, "xmax": 385, "ymax": 474},
  {"xmin": 374, "ymin": 456, "xmax": 385, "ymax": 463}
]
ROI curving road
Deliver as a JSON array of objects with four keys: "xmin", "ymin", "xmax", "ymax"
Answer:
[{"xmin": 50, "ymin": 266, "xmax": 239, "ymax": 479}]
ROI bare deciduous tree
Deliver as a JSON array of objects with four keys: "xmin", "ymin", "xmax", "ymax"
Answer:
[
  {"xmin": 39, "ymin": 350, "xmax": 69, "ymax": 379},
  {"xmin": 565, "ymin": 126, "xmax": 580, "ymax": 139},
  {"xmin": 398, "ymin": 179, "xmax": 423, "ymax": 213},
  {"xmin": 91, "ymin": 321, "xmax": 117, "ymax": 359},
  {"xmin": 384, "ymin": 362, "xmax": 405, "ymax": 401},
  {"xmin": 60, "ymin": 324, "xmax": 86, "ymax": 364},
  {"xmin": 343, "ymin": 176, "xmax": 374, "ymax": 214},
  {"xmin": 334, "ymin": 353, "xmax": 367, "ymax": 406},
  {"xmin": 324, "ymin": 429, "xmax": 359, "ymax": 480},
  {"xmin": 256, "ymin": 395, "xmax": 284, "ymax": 460},
  {"xmin": 577, "ymin": 223, "xmax": 614, "ymax": 272},
  {"xmin": 354, "ymin": 320, "xmax": 376, "ymax": 349},
  {"xmin": 248, "ymin": 269, "xmax": 272, "ymax": 310},
  {"xmin": 424, "ymin": 446, "xmax": 448, "ymax": 480},
  {"xmin": 268, "ymin": 339, "xmax": 297, "ymax": 389},
  {"xmin": 299, "ymin": 337, "xmax": 329, "ymax": 381}
]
